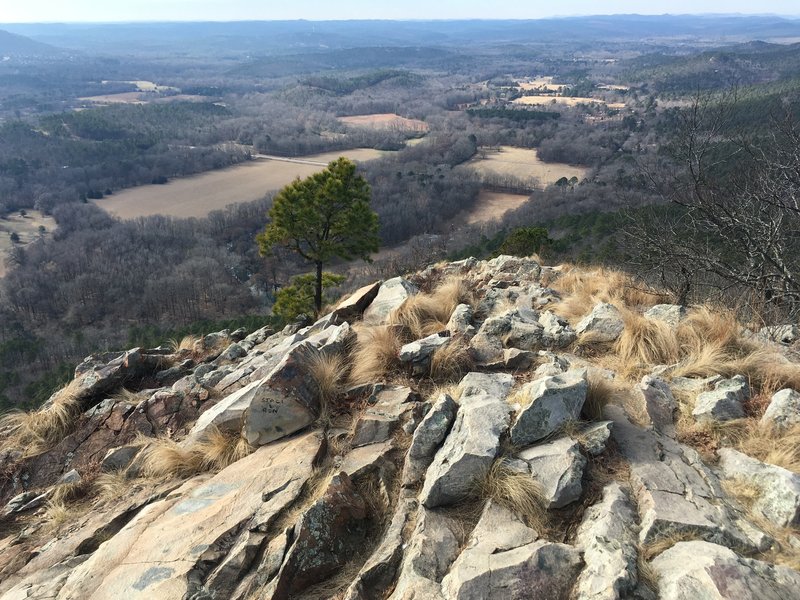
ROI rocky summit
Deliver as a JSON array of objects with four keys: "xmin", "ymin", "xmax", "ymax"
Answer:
[{"xmin": 2, "ymin": 256, "xmax": 800, "ymax": 599}]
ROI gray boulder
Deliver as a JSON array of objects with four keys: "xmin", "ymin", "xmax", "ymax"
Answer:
[
  {"xmin": 509, "ymin": 369, "xmax": 588, "ymax": 447},
  {"xmin": 639, "ymin": 375, "xmax": 677, "ymax": 431},
  {"xmin": 363, "ymin": 277, "xmax": 418, "ymax": 325},
  {"xmin": 575, "ymin": 303, "xmax": 625, "ymax": 343},
  {"xmin": 420, "ymin": 374, "xmax": 513, "ymax": 507},
  {"xmin": 644, "ymin": 304, "xmax": 687, "ymax": 328},
  {"xmin": 539, "ymin": 311, "xmax": 576, "ymax": 348},
  {"xmin": 578, "ymin": 421, "xmax": 614, "ymax": 456},
  {"xmin": 517, "ymin": 437, "xmax": 586, "ymax": 508},
  {"xmin": 692, "ymin": 375, "xmax": 749, "ymax": 424},
  {"xmin": 441, "ymin": 501, "xmax": 581, "ymax": 600},
  {"xmin": 399, "ymin": 333, "xmax": 451, "ymax": 375},
  {"xmin": 718, "ymin": 448, "xmax": 800, "ymax": 528},
  {"xmin": 575, "ymin": 483, "xmax": 638, "ymax": 600},
  {"xmin": 402, "ymin": 394, "xmax": 459, "ymax": 487},
  {"xmin": 351, "ymin": 386, "xmax": 417, "ymax": 448},
  {"xmin": 761, "ymin": 388, "xmax": 800, "ymax": 430},
  {"xmin": 446, "ymin": 303, "xmax": 475, "ymax": 336},
  {"xmin": 652, "ymin": 540, "xmax": 800, "ymax": 600}
]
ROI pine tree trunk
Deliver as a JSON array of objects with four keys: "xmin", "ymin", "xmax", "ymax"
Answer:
[{"xmin": 314, "ymin": 261, "xmax": 323, "ymax": 314}]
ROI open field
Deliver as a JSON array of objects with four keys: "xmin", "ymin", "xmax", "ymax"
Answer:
[
  {"xmin": 465, "ymin": 190, "xmax": 531, "ymax": 224},
  {"xmin": 338, "ymin": 113, "xmax": 429, "ymax": 132},
  {"xmin": 79, "ymin": 93, "xmax": 208, "ymax": 105},
  {"xmin": 0, "ymin": 211, "xmax": 55, "ymax": 278},
  {"xmin": 94, "ymin": 148, "xmax": 387, "ymax": 220},
  {"xmin": 517, "ymin": 77, "xmax": 565, "ymax": 92},
  {"xmin": 512, "ymin": 95, "xmax": 624, "ymax": 109},
  {"xmin": 465, "ymin": 146, "xmax": 589, "ymax": 188}
]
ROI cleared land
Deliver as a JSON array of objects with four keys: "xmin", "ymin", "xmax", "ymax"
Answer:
[
  {"xmin": 95, "ymin": 148, "xmax": 387, "ymax": 220},
  {"xmin": 465, "ymin": 190, "xmax": 531, "ymax": 224},
  {"xmin": 0, "ymin": 211, "xmax": 55, "ymax": 278},
  {"xmin": 466, "ymin": 146, "xmax": 589, "ymax": 188},
  {"xmin": 338, "ymin": 113, "xmax": 429, "ymax": 132},
  {"xmin": 517, "ymin": 77, "xmax": 565, "ymax": 92},
  {"xmin": 79, "ymin": 93, "xmax": 207, "ymax": 105},
  {"xmin": 512, "ymin": 95, "xmax": 626, "ymax": 110}
]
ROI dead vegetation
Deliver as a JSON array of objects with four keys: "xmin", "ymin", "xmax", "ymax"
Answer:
[
  {"xmin": 348, "ymin": 325, "xmax": 402, "ymax": 386},
  {"xmin": 0, "ymin": 377, "xmax": 85, "ymax": 457},
  {"xmin": 480, "ymin": 458, "xmax": 549, "ymax": 535},
  {"xmin": 139, "ymin": 426, "xmax": 255, "ymax": 478},
  {"xmin": 388, "ymin": 277, "xmax": 474, "ymax": 340},
  {"xmin": 551, "ymin": 266, "xmax": 666, "ymax": 324}
]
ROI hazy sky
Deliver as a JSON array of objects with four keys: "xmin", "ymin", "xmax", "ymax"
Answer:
[{"xmin": 2, "ymin": 0, "xmax": 800, "ymax": 23}]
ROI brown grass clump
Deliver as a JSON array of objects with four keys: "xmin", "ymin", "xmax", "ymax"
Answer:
[
  {"xmin": 168, "ymin": 334, "xmax": 201, "ymax": 353},
  {"xmin": 305, "ymin": 351, "xmax": 348, "ymax": 407},
  {"xmin": 583, "ymin": 374, "xmax": 620, "ymax": 421},
  {"xmin": 429, "ymin": 337, "xmax": 474, "ymax": 382},
  {"xmin": 730, "ymin": 422, "xmax": 800, "ymax": 474},
  {"xmin": 480, "ymin": 459, "xmax": 549, "ymax": 534},
  {"xmin": 614, "ymin": 309, "xmax": 681, "ymax": 377},
  {"xmin": 194, "ymin": 426, "xmax": 256, "ymax": 471},
  {"xmin": 551, "ymin": 266, "xmax": 666, "ymax": 323},
  {"xmin": 0, "ymin": 378, "xmax": 84, "ymax": 457},
  {"xmin": 636, "ymin": 552, "xmax": 660, "ymax": 596},
  {"xmin": 140, "ymin": 426, "xmax": 255, "ymax": 478},
  {"xmin": 389, "ymin": 277, "xmax": 473, "ymax": 340},
  {"xmin": 140, "ymin": 437, "xmax": 204, "ymax": 479},
  {"xmin": 93, "ymin": 470, "xmax": 134, "ymax": 504},
  {"xmin": 348, "ymin": 325, "xmax": 402, "ymax": 386}
]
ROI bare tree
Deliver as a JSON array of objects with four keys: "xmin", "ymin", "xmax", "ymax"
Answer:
[{"xmin": 624, "ymin": 91, "xmax": 800, "ymax": 319}]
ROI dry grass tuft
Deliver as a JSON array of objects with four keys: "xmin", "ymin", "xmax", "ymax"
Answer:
[
  {"xmin": 0, "ymin": 378, "xmax": 85, "ymax": 457},
  {"xmin": 44, "ymin": 498, "xmax": 72, "ymax": 528},
  {"xmin": 306, "ymin": 352, "xmax": 348, "ymax": 404},
  {"xmin": 168, "ymin": 334, "xmax": 201, "ymax": 353},
  {"xmin": 140, "ymin": 426, "xmax": 255, "ymax": 478},
  {"xmin": 348, "ymin": 325, "xmax": 402, "ymax": 386},
  {"xmin": 389, "ymin": 277, "xmax": 473, "ymax": 340},
  {"xmin": 614, "ymin": 308, "xmax": 681, "ymax": 377},
  {"xmin": 642, "ymin": 529, "xmax": 702, "ymax": 560},
  {"xmin": 636, "ymin": 549, "xmax": 660, "ymax": 596},
  {"xmin": 429, "ymin": 337, "xmax": 474, "ymax": 382},
  {"xmin": 551, "ymin": 266, "xmax": 666, "ymax": 323},
  {"xmin": 583, "ymin": 374, "xmax": 620, "ymax": 421},
  {"xmin": 731, "ymin": 422, "xmax": 800, "ymax": 473},
  {"xmin": 480, "ymin": 459, "xmax": 549, "ymax": 534},
  {"xmin": 194, "ymin": 426, "xmax": 256, "ymax": 471},
  {"xmin": 140, "ymin": 437, "xmax": 204, "ymax": 479},
  {"xmin": 93, "ymin": 470, "xmax": 133, "ymax": 504}
]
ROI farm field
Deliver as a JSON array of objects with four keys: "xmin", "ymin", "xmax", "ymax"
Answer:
[
  {"xmin": 94, "ymin": 148, "xmax": 387, "ymax": 220},
  {"xmin": 338, "ymin": 113, "xmax": 429, "ymax": 132},
  {"xmin": 465, "ymin": 146, "xmax": 589, "ymax": 188},
  {"xmin": 517, "ymin": 77, "xmax": 565, "ymax": 92},
  {"xmin": 512, "ymin": 95, "xmax": 625, "ymax": 109},
  {"xmin": 465, "ymin": 190, "xmax": 531, "ymax": 224},
  {"xmin": 0, "ymin": 211, "xmax": 55, "ymax": 278}
]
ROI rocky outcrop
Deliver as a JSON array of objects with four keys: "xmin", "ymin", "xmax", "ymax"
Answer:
[
  {"xmin": 516, "ymin": 437, "xmax": 586, "ymax": 508},
  {"xmin": 692, "ymin": 374, "xmax": 749, "ymax": 424},
  {"xmin": 761, "ymin": 388, "xmax": 800, "ymax": 429},
  {"xmin": 718, "ymin": 448, "xmax": 800, "ymax": 528},
  {"xmin": 575, "ymin": 483, "xmax": 638, "ymax": 600},
  {"xmin": 509, "ymin": 369, "xmax": 587, "ymax": 447},
  {"xmin": 2, "ymin": 254, "xmax": 799, "ymax": 600},
  {"xmin": 575, "ymin": 302, "xmax": 625, "ymax": 342},
  {"xmin": 441, "ymin": 501, "xmax": 582, "ymax": 599},
  {"xmin": 420, "ymin": 374, "xmax": 512, "ymax": 508},
  {"xmin": 652, "ymin": 540, "xmax": 800, "ymax": 599}
]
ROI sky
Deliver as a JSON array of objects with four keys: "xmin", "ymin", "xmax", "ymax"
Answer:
[{"xmin": 2, "ymin": 0, "xmax": 800, "ymax": 23}]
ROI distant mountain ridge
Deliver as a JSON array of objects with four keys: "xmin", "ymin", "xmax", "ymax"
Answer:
[
  {"xmin": 3, "ymin": 15, "xmax": 800, "ymax": 57},
  {"xmin": 0, "ymin": 29, "xmax": 59, "ymax": 56}
]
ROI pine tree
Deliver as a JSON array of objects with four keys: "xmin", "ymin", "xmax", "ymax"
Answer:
[{"xmin": 257, "ymin": 157, "xmax": 380, "ymax": 313}]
